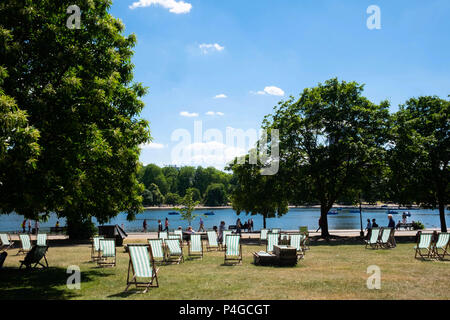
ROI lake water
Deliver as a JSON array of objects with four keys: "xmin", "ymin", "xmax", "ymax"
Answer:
[{"xmin": 0, "ymin": 207, "xmax": 448, "ymax": 233}]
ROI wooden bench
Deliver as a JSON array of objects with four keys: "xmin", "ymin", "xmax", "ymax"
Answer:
[{"xmin": 396, "ymin": 223, "xmax": 413, "ymax": 230}]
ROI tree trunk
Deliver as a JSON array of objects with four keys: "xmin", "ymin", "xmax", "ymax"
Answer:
[
  {"xmin": 439, "ymin": 201, "xmax": 447, "ymax": 232},
  {"xmin": 320, "ymin": 204, "xmax": 331, "ymax": 238}
]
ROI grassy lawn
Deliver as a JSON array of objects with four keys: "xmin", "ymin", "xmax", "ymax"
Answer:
[{"xmin": 0, "ymin": 240, "xmax": 449, "ymax": 300}]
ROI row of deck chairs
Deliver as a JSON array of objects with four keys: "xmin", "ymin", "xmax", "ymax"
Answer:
[
  {"xmin": 365, "ymin": 228, "xmax": 396, "ymax": 249},
  {"xmin": 414, "ymin": 232, "xmax": 449, "ymax": 260},
  {"xmin": 0, "ymin": 233, "xmax": 49, "ymax": 269}
]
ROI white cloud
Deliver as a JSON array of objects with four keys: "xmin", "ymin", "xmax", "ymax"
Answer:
[
  {"xmin": 205, "ymin": 111, "xmax": 225, "ymax": 116},
  {"xmin": 129, "ymin": 0, "xmax": 192, "ymax": 14},
  {"xmin": 214, "ymin": 94, "xmax": 227, "ymax": 99},
  {"xmin": 180, "ymin": 111, "xmax": 199, "ymax": 117},
  {"xmin": 140, "ymin": 142, "xmax": 165, "ymax": 150},
  {"xmin": 199, "ymin": 43, "xmax": 225, "ymax": 54},
  {"xmin": 251, "ymin": 86, "xmax": 285, "ymax": 96}
]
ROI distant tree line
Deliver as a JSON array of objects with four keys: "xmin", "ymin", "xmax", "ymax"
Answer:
[{"xmin": 137, "ymin": 164, "xmax": 236, "ymax": 207}]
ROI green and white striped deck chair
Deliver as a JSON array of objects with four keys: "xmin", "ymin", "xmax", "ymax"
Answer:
[
  {"xmin": 290, "ymin": 233, "xmax": 304, "ymax": 260},
  {"xmin": 168, "ymin": 234, "xmax": 182, "ymax": 246},
  {"xmin": 433, "ymin": 233, "xmax": 450, "ymax": 260},
  {"xmin": 221, "ymin": 230, "xmax": 232, "ymax": 250},
  {"xmin": 266, "ymin": 232, "xmax": 279, "ymax": 253},
  {"xmin": 378, "ymin": 228, "xmax": 393, "ymax": 249},
  {"xmin": 188, "ymin": 234, "xmax": 203, "ymax": 259},
  {"xmin": 299, "ymin": 226, "xmax": 310, "ymax": 250},
  {"xmin": 91, "ymin": 236, "xmax": 104, "ymax": 261},
  {"xmin": 18, "ymin": 234, "xmax": 32, "ymax": 255},
  {"xmin": 414, "ymin": 233, "xmax": 433, "ymax": 260},
  {"xmin": 224, "ymin": 235, "xmax": 242, "ymax": 264},
  {"xmin": 148, "ymin": 239, "xmax": 166, "ymax": 264},
  {"xmin": 165, "ymin": 239, "xmax": 184, "ymax": 264},
  {"xmin": 97, "ymin": 239, "xmax": 116, "ymax": 267},
  {"xmin": 125, "ymin": 244, "xmax": 159, "ymax": 293},
  {"xmin": 174, "ymin": 229, "xmax": 184, "ymax": 244},
  {"xmin": 158, "ymin": 231, "xmax": 168, "ymax": 242},
  {"xmin": 37, "ymin": 233, "xmax": 47, "ymax": 246},
  {"xmin": 365, "ymin": 228, "xmax": 380, "ymax": 249},
  {"xmin": 259, "ymin": 229, "xmax": 268, "ymax": 245},
  {"xmin": 207, "ymin": 230, "xmax": 219, "ymax": 251},
  {"xmin": 0, "ymin": 233, "xmax": 14, "ymax": 251}
]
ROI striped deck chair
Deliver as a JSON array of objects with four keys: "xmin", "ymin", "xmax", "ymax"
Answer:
[
  {"xmin": 414, "ymin": 233, "xmax": 433, "ymax": 260},
  {"xmin": 271, "ymin": 228, "xmax": 281, "ymax": 234},
  {"xmin": 299, "ymin": 226, "xmax": 310, "ymax": 250},
  {"xmin": 432, "ymin": 232, "xmax": 449, "ymax": 260},
  {"xmin": 148, "ymin": 239, "xmax": 166, "ymax": 264},
  {"xmin": 378, "ymin": 228, "xmax": 393, "ymax": 249},
  {"xmin": 97, "ymin": 239, "xmax": 116, "ymax": 267},
  {"xmin": 221, "ymin": 230, "xmax": 232, "ymax": 250},
  {"xmin": 158, "ymin": 231, "xmax": 168, "ymax": 242},
  {"xmin": 125, "ymin": 244, "xmax": 159, "ymax": 293},
  {"xmin": 174, "ymin": 229, "xmax": 184, "ymax": 244},
  {"xmin": 188, "ymin": 234, "xmax": 203, "ymax": 259},
  {"xmin": 91, "ymin": 236, "xmax": 104, "ymax": 261},
  {"xmin": 259, "ymin": 229, "xmax": 268, "ymax": 245},
  {"xmin": 266, "ymin": 232, "xmax": 279, "ymax": 253},
  {"xmin": 289, "ymin": 234, "xmax": 304, "ymax": 260},
  {"xmin": 19, "ymin": 245, "xmax": 49, "ymax": 269},
  {"xmin": 165, "ymin": 239, "xmax": 184, "ymax": 264},
  {"xmin": 0, "ymin": 233, "xmax": 14, "ymax": 251},
  {"xmin": 224, "ymin": 235, "xmax": 242, "ymax": 264},
  {"xmin": 37, "ymin": 233, "xmax": 47, "ymax": 246},
  {"xmin": 365, "ymin": 228, "xmax": 380, "ymax": 249},
  {"xmin": 206, "ymin": 230, "xmax": 219, "ymax": 251},
  {"xmin": 168, "ymin": 234, "xmax": 182, "ymax": 247},
  {"xmin": 18, "ymin": 234, "xmax": 32, "ymax": 255}
]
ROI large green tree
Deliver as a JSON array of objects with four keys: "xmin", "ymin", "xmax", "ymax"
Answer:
[
  {"xmin": 389, "ymin": 96, "xmax": 449, "ymax": 232},
  {"xmin": 0, "ymin": 0, "xmax": 150, "ymax": 238},
  {"xmin": 204, "ymin": 183, "xmax": 227, "ymax": 206},
  {"xmin": 263, "ymin": 79, "xmax": 390, "ymax": 237}
]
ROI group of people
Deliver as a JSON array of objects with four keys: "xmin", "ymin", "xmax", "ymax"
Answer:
[
  {"xmin": 20, "ymin": 219, "xmax": 40, "ymax": 234},
  {"xmin": 365, "ymin": 214, "xmax": 397, "ymax": 236}
]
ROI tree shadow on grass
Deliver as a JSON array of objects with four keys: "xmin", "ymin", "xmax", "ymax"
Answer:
[{"xmin": 0, "ymin": 266, "xmax": 111, "ymax": 300}]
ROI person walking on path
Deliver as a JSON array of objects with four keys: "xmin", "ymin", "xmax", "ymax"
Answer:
[
  {"xmin": 387, "ymin": 214, "xmax": 395, "ymax": 228},
  {"xmin": 143, "ymin": 219, "xmax": 147, "ymax": 232},
  {"xmin": 34, "ymin": 220, "xmax": 40, "ymax": 235},
  {"xmin": 164, "ymin": 218, "xmax": 169, "ymax": 232},
  {"xmin": 198, "ymin": 217, "xmax": 205, "ymax": 232},
  {"xmin": 316, "ymin": 217, "xmax": 322, "ymax": 232},
  {"xmin": 157, "ymin": 220, "xmax": 163, "ymax": 232},
  {"xmin": 27, "ymin": 220, "xmax": 31, "ymax": 233},
  {"xmin": 365, "ymin": 219, "xmax": 372, "ymax": 238},
  {"xmin": 236, "ymin": 218, "xmax": 242, "ymax": 235},
  {"xmin": 21, "ymin": 220, "xmax": 26, "ymax": 233}
]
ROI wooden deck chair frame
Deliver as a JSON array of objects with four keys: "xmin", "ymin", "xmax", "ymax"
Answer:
[
  {"xmin": 97, "ymin": 239, "xmax": 116, "ymax": 267},
  {"xmin": 0, "ymin": 233, "xmax": 14, "ymax": 251},
  {"xmin": 91, "ymin": 236, "xmax": 104, "ymax": 262},
  {"xmin": 365, "ymin": 228, "xmax": 380, "ymax": 249},
  {"xmin": 165, "ymin": 239, "xmax": 184, "ymax": 264},
  {"xmin": 414, "ymin": 233, "xmax": 434, "ymax": 260},
  {"xmin": 224, "ymin": 235, "xmax": 242, "ymax": 265},
  {"xmin": 259, "ymin": 229, "xmax": 268, "ymax": 246},
  {"xmin": 188, "ymin": 234, "xmax": 203, "ymax": 259},
  {"xmin": 125, "ymin": 244, "xmax": 159, "ymax": 293},
  {"xmin": 378, "ymin": 228, "xmax": 393, "ymax": 249},
  {"xmin": 206, "ymin": 230, "xmax": 219, "ymax": 251},
  {"xmin": 17, "ymin": 234, "xmax": 32, "ymax": 255},
  {"xmin": 289, "ymin": 233, "xmax": 304, "ymax": 260},
  {"xmin": 19, "ymin": 245, "xmax": 49, "ymax": 269},
  {"xmin": 147, "ymin": 239, "xmax": 166, "ymax": 264},
  {"xmin": 266, "ymin": 232, "xmax": 279, "ymax": 253},
  {"xmin": 432, "ymin": 232, "xmax": 450, "ymax": 260}
]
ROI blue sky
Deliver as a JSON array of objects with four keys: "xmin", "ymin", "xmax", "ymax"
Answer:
[{"xmin": 108, "ymin": 0, "xmax": 450, "ymax": 169}]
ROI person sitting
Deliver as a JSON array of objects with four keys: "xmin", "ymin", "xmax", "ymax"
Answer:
[
  {"xmin": 372, "ymin": 219, "xmax": 378, "ymax": 228},
  {"xmin": 185, "ymin": 226, "xmax": 195, "ymax": 235}
]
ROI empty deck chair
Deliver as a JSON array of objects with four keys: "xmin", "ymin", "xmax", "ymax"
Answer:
[
  {"xmin": 432, "ymin": 232, "xmax": 449, "ymax": 260},
  {"xmin": 97, "ymin": 239, "xmax": 116, "ymax": 267},
  {"xmin": 414, "ymin": 233, "xmax": 433, "ymax": 260},
  {"xmin": 188, "ymin": 234, "xmax": 203, "ymax": 259},
  {"xmin": 168, "ymin": 234, "xmax": 182, "ymax": 247},
  {"xmin": 165, "ymin": 239, "xmax": 184, "ymax": 264},
  {"xmin": 174, "ymin": 229, "xmax": 184, "ymax": 244},
  {"xmin": 0, "ymin": 233, "xmax": 14, "ymax": 251},
  {"xmin": 224, "ymin": 235, "xmax": 242, "ymax": 265},
  {"xmin": 365, "ymin": 228, "xmax": 380, "ymax": 249},
  {"xmin": 206, "ymin": 230, "xmax": 219, "ymax": 251},
  {"xmin": 378, "ymin": 228, "xmax": 395, "ymax": 249},
  {"xmin": 125, "ymin": 244, "xmax": 159, "ymax": 293},
  {"xmin": 91, "ymin": 236, "xmax": 104, "ymax": 261},
  {"xmin": 271, "ymin": 228, "xmax": 281, "ymax": 234},
  {"xmin": 221, "ymin": 230, "xmax": 232, "ymax": 250},
  {"xmin": 289, "ymin": 233, "xmax": 304, "ymax": 260},
  {"xmin": 37, "ymin": 233, "xmax": 47, "ymax": 246},
  {"xmin": 266, "ymin": 232, "xmax": 279, "ymax": 253},
  {"xmin": 19, "ymin": 245, "xmax": 49, "ymax": 269},
  {"xmin": 18, "ymin": 234, "xmax": 32, "ymax": 255},
  {"xmin": 259, "ymin": 229, "xmax": 268, "ymax": 245},
  {"xmin": 148, "ymin": 239, "xmax": 166, "ymax": 264},
  {"xmin": 158, "ymin": 231, "xmax": 168, "ymax": 242}
]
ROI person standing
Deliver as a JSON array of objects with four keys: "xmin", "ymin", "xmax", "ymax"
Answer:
[
  {"xmin": 164, "ymin": 218, "xmax": 169, "ymax": 232},
  {"xmin": 316, "ymin": 217, "xmax": 322, "ymax": 232},
  {"xmin": 372, "ymin": 219, "xmax": 378, "ymax": 228},
  {"xmin": 35, "ymin": 220, "xmax": 40, "ymax": 235},
  {"xmin": 198, "ymin": 217, "xmax": 205, "ymax": 232},
  {"xmin": 249, "ymin": 218, "xmax": 253, "ymax": 232},
  {"xmin": 157, "ymin": 220, "xmax": 163, "ymax": 232},
  {"xmin": 27, "ymin": 220, "xmax": 31, "ymax": 233},
  {"xmin": 143, "ymin": 219, "xmax": 147, "ymax": 232},
  {"xmin": 387, "ymin": 214, "xmax": 395, "ymax": 228},
  {"xmin": 21, "ymin": 219, "xmax": 26, "ymax": 233},
  {"xmin": 218, "ymin": 221, "xmax": 226, "ymax": 245},
  {"xmin": 365, "ymin": 219, "xmax": 372, "ymax": 238},
  {"xmin": 236, "ymin": 218, "xmax": 242, "ymax": 235}
]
